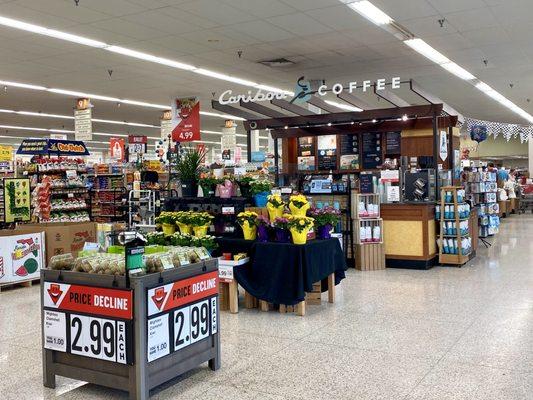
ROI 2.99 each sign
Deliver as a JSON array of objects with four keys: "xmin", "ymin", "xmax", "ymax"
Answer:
[
  {"xmin": 147, "ymin": 297, "xmax": 217, "ymax": 362},
  {"xmin": 70, "ymin": 315, "xmax": 127, "ymax": 363}
]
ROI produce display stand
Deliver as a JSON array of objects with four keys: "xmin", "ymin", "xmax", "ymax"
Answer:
[{"xmin": 41, "ymin": 259, "xmax": 220, "ymax": 400}]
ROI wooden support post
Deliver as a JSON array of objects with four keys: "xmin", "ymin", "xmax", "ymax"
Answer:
[
  {"xmin": 279, "ymin": 304, "xmax": 286, "ymax": 313},
  {"xmin": 327, "ymin": 273, "xmax": 335, "ymax": 303},
  {"xmin": 259, "ymin": 300, "xmax": 270, "ymax": 312},
  {"xmin": 296, "ymin": 301, "xmax": 305, "ymax": 316},
  {"xmin": 228, "ymin": 280, "xmax": 238, "ymax": 314},
  {"xmin": 244, "ymin": 291, "xmax": 257, "ymax": 309}
]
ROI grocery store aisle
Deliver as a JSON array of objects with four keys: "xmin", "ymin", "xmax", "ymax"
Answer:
[{"xmin": 0, "ymin": 214, "xmax": 531, "ymax": 400}]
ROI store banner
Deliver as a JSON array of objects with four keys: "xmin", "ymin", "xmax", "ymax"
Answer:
[
  {"xmin": 110, "ymin": 138, "xmax": 125, "ymax": 161},
  {"xmin": 17, "ymin": 139, "xmax": 89, "ymax": 156},
  {"xmin": 221, "ymin": 123, "xmax": 236, "ymax": 162},
  {"xmin": 74, "ymin": 98, "xmax": 92, "ymax": 141},
  {"xmin": 171, "ymin": 98, "xmax": 201, "ymax": 142},
  {"xmin": 128, "ymin": 135, "xmax": 147, "ymax": 162},
  {"xmin": 3, "ymin": 178, "xmax": 31, "ymax": 223},
  {"xmin": 160, "ymin": 110, "xmax": 172, "ymax": 140},
  {"xmin": 0, "ymin": 232, "xmax": 44, "ymax": 284},
  {"xmin": 439, "ymin": 130, "xmax": 448, "ymax": 161}
]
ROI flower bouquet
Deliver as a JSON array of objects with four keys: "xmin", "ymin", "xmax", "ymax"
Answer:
[
  {"xmin": 250, "ymin": 180, "xmax": 272, "ymax": 207},
  {"xmin": 266, "ymin": 193, "xmax": 285, "ymax": 222},
  {"xmin": 155, "ymin": 211, "xmax": 178, "ymax": 235},
  {"xmin": 189, "ymin": 211, "xmax": 214, "ymax": 237},
  {"xmin": 175, "ymin": 211, "xmax": 193, "ymax": 235}
]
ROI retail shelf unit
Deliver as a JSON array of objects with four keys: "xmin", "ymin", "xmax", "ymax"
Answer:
[
  {"xmin": 464, "ymin": 171, "xmax": 500, "ymax": 238},
  {"xmin": 352, "ymin": 193, "xmax": 385, "ymax": 270},
  {"xmin": 88, "ymin": 168, "xmax": 127, "ymax": 223},
  {"xmin": 438, "ymin": 186, "xmax": 472, "ymax": 266}
]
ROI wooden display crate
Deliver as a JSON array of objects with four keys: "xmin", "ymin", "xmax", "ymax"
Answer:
[
  {"xmin": 355, "ymin": 243, "xmax": 385, "ymax": 271},
  {"xmin": 352, "ymin": 193, "xmax": 380, "ymax": 219},
  {"xmin": 354, "ymin": 218, "xmax": 383, "ymax": 244},
  {"xmin": 439, "ymin": 253, "xmax": 470, "ymax": 266}
]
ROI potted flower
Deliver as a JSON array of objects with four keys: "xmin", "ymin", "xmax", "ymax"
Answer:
[
  {"xmin": 191, "ymin": 234, "xmax": 218, "ymax": 253},
  {"xmin": 170, "ymin": 232, "xmax": 192, "ymax": 246},
  {"xmin": 175, "ymin": 146, "xmax": 206, "ymax": 197},
  {"xmin": 272, "ymin": 214, "xmax": 292, "ymax": 243},
  {"xmin": 175, "ymin": 211, "xmax": 193, "ymax": 235},
  {"xmin": 250, "ymin": 180, "xmax": 272, "ymax": 207},
  {"xmin": 237, "ymin": 176, "xmax": 255, "ymax": 197},
  {"xmin": 189, "ymin": 211, "xmax": 214, "ymax": 238},
  {"xmin": 237, "ymin": 211, "xmax": 258, "ymax": 240},
  {"xmin": 308, "ymin": 206, "xmax": 341, "ymax": 239},
  {"xmin": 216, "ymin": 178, "xmax": 234, "ymax": 199},
  {"xmin": 256, "ymin": 215, "xmax": 270, "ymax": 242},
  {"xmin": 287, "ymin": 216, "xmax": 314, "ymax": 245},
  {"xmin": 289, "ymin": 194, "xmax": 310, "ymax": 217},
  {"xmin": 155, "ymin": 211, "xmax": 177, "ymax": 235},
  {"xmin": 266, "ymin": 194, "xmax": 285, "ymax": 222},
  {"xmin": 198, "ymin": 174, "xmax": 220, "ymax": 197}
]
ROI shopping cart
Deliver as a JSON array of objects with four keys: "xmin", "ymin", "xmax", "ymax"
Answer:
[{"xmin": 518, "ymin": 184, "xmax": 533, "ymax": 214}]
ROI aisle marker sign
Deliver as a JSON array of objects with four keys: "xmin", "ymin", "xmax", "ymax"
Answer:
[
  {"xmin": 171, "ymin": 97, "xmax": 201, "ymax": 142},
  {"xmin": 74, "ymin": 98, "xmax": 92, "ymax": 141},
  {"xmin": 43, "ymin": 282, "xmax": 133, "ymax": 319}
]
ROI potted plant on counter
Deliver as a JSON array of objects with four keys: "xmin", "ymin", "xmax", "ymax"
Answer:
[
  {"xmin": 175, "ymin": 146, "xmax": 206, "ymax": 197},
  {"xmin": 175, "ymin": 211, "xmax": 193, "ymax": 235},
  {"xmin": 237, "ymin": 175, "xmax": 255, "ymax": 197},
  {"xmin": 236, "ymin": 211, "xmax": 258, "ymax": 240},
  {"xmin": 198, "ymin": 174, "xmax": 220, "ymax": 197},
  {"xmin": 288, "ymin": 216, "xmax": 314, "ymax": 245},
  {"xmin": 155, "ymin": 211, "xmax": 178, "ymax": 235},
  {"xmin": 308, "ymin": 206, "xmax": 341, "ymax": 239},
  {"xmin": 250, "ymin": 180, "xmax": 272, "ymax": 207}
]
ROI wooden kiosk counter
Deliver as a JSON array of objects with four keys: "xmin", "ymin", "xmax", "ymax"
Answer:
[{"xmin": 381, "ymin": 203, "xmax": 437, "ymax": 269}]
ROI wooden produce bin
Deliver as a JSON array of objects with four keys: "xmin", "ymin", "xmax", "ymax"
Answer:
[
  {"xmin": 355, "ymin": 243, "xmax": 385, "ymax": 271},
  {"xmin": 381, "ymin": 203, "xmax": 437, "ymax": 269}
]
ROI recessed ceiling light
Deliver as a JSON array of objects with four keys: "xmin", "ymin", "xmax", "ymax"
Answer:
[
  {"xmin": 372, "ymin": 119, "xmax": 377, "ymax": 123},
  {"xmin": 402, "ymin": 114, "xmax": 408, "ymax": 121},
  {"xmin": 343, "ymin": 0, "xmax": 393, "ymax": 25}
]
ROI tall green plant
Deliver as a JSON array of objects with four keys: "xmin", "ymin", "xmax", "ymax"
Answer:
[{"xmin": 175, "ymin": 146, "xmax": 207, "ymax": 181}]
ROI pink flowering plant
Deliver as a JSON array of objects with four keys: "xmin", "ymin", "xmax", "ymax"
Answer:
[
  {"xmin": 307, "ymin": 206, "xmax": 341, "ymax": 227},
  {"xmin": 256, "ymin": 215, "xmax": 270, "ymax": 227}
]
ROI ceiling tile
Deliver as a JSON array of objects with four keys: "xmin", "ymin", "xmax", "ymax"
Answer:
[
  {"xmin": 445, "ymin": 7, "xmax": 499, "ymax": 32},
  {"xmin": 278, "ymin": 0, "xmax": 340, "ymax": 11},
  {"xmin": 304, "ymin": 5, "xmax": 370, "ymax": 30},
  {"xmin": 220, "ymin": 0, "xmax": 297, "ymax": 18},
  {"xmin": 121, "ymin": 8, "xmax": 204, "ymax": 36},
  {"xmin": 226, "ymin": 20, "xmax": 295, "ymax": 42},
  {"xmin": 75, "ymin": 0, "xmax": 147, "ymax": 17},
  {"xmin": 267, "ymin": 12, "xmax": 332, "ymax": 36},
  {"xmin": 89, "ymin": 18, "xmax": 168, "ymax": 40},
  {"xmin": 177, "ymin": 0, "xmax": 256, "ymax": 25},
  {"xmin": 401, "ymin": 15, "xmax": 459, "ymax": 37},
  {"xmin": 15, "ymin": 0, "xmax": 112, "ymax": 23},
  {"xmin": 372, "ymin": 0, "xmax": 438, "ymax": 21},
  {"xmin": 461, "ymin": 26, "xmax": 511, "ymax": 46},
  {"xmin": 427, "ymin": 0, "xmax": 486, "ymax": 13}
]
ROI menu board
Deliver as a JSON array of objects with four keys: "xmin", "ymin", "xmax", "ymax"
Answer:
[
  {"xmin": 339, "ymin": 134, "xmax": 360, "ymax": 170},
  {"xmin": 317, "ymin": 135, "xmax": 337, "ymax": 170},
  {"xmin": 362, "ymin": 132, "xmax": 382, "ymax": 169},
  {"xmin": 297, "ymin": 137, "xmax": 316, "ymax": 171},
  {"xmin": 385, "ymin": 132, "xmax": 401, "ymax": 154}
]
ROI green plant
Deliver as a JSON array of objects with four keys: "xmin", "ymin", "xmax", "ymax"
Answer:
[
  {"xmin": 146, "ymin": 232, "xmax": 167, "ymax": 246},
  {"xmin": 190, "ymin": 235, "xmax": 218, "ymax": 251},
  {"xmin": 155, "ymin": 211, "xmax": 178, "ymax": 225},
  {"xmin": 287, "ymin": 216, "xmax": 314, "ymax": 233},
  {"xmin": 267, "ymin": 194, "xmax": 284, "ymax": 208},
  {"xmin": 175, "ymin": 146, "xmax": 207, "ymax": 181},
  {"xmin": 175, "ymin": 211, "xmax": 194, "ymax": 225},
  {"xmin": 250, "ymin": 180, "xmax": 272, "ymax": 195},
  {"xmin": 308, "ymin": 207, "xmax": 341, "ymax": 227},
  {"xmin": 238, "ymin": 176, "xmax": 255, "ymax": 185},
  {"xmin": 236, "ymin": 211, "xmax": 258, "ymax": 226},
  {"xmin": 188, "ymin": 211, "xmax": 214, "ymax": 227},
  {"xmin": 198, "ymin": 176, "xmax": 221, "ymax": 188},
  {"xmin": 169, "ymin": 233, "xmax": 193, "ymax": 246}
]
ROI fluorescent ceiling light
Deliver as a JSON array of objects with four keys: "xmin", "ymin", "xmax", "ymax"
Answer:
[
  {"xmin": 404, "ymin": 38, "xmax": 450, "ymax": 65},
  {"xmin": 345, "ymin": 0, "xmax": 393, "ymax": 25},
  {"xmin": 0, "ymin": 108, "xmax": 159, "ymax": 128},
  {"xmin": 324, "ymin": 100, "xmax": 363, "ymax": 112},
  {"xmin": 0, "ymin": 16, "xmax": 106, "ymax": 48},
  {"xmin": 440, "ymin": 62, "xmax": 476, "ymax": 80},
  {"xmin": 0, "ymin": 79, "xmax": 243, "ymax": 120},
  {"xmin": 475, "ymin": 82, "xmax": 533, "ymax": 123},
  {"xmin": 0, "ymin": 15, "xmax": 292, "ymax": 94}
]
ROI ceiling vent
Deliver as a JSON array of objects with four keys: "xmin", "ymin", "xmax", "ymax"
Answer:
[{"xmin": 259, "ymin": 58, "xmax": 295, "ymax": 67}]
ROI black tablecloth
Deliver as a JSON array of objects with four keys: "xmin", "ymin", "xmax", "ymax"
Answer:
[{"xmin": 216, "ymin": 238, "xmax": 347, "ymax": 305}]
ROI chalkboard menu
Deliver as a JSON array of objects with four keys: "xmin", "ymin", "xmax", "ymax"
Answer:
[
  {"xmin": 298, "ymin": 137, "xmax": 314, "ymax": 156},
  {"xmin": 385, "ymin": 131, "xmax": 401, "ymax": 154},
  {"xmin": 339, "ymin": 134, "xmax": 360, "ymax": 170},
  {"xmin": 317, "ymin": 135, "xmax": 337, "ymax": 170},
  {"xmin": 362, "ymin": 132, "xmax": 382, "ymax": 169},
  {"xmin": 360, "ymin": 173, "xmax": 374, "ymax": 194}
]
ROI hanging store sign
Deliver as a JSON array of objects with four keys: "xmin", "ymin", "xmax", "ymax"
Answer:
[
  {"xmin": 17, "ymin": 139, "xmax": 89, "ymax": 156},
  {"xmin": 171, "ymin": 98, "xmax": 201, "ymax": 142},
  {"xmin": 439, "ymin": 130, "xmax": 448, "ymax": 161},
  {"xmin": 219, "ymin": 76, "xmax": 401, "ymax": 105},
  {"xmin": 0, "ymin": 145, "xmax": 13, "ymax": 162},
  {"xmin": 221, "ymin": 123, "xmax": 236, "ymax": 163},
  {"xmin": 161, "ymin": 110, "xmax": 173, "ymax": 140},
  {"xmin": 110, "ymin": 138, "xmax": 125, "ymax": 161},
  {"xmin": 74, "ymin": 98, "xmax": 92, "ymax": 141}
]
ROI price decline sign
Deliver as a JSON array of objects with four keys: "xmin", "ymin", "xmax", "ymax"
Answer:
[
  {"xmin": 42, "ymin": 282, "xmax": 133, "ymax": 364},
  {"xmin": 146, "ymin": 271, "xmax": 218, "ymax": 362}
]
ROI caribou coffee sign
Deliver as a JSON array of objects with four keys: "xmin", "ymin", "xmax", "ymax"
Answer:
[{"xmin": 219, "ymin": 76, "xmax": 401, "ymax": 105}]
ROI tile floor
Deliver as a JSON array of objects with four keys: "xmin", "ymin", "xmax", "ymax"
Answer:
[{"xmin": 0, "ymin": 214, "xmax": 531, "ymax": 399}]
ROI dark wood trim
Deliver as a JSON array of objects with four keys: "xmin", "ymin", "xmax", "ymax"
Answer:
[
  {"xmin": 307, "ymin": 96, "xmax": 339, "ymax": 113},
  {"xmin": 211, "ymin": 100, "xmax": 260, "ymax": 121},
  {"xmin": 270, "ymin": 99, "xmax": 317, "ymax": 116},
  {"xmin": 374, "ymin": 87, "xmax": 411, "ymax": 107},
  {"xmin": 239, "ymin": 100, "xmax": 287, "ymax": 118}
]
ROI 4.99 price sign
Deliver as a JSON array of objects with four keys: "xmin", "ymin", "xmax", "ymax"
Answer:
[
  {"xmin": 42, "ymin": 282, "xmax": 133, "ymax": 364},
  {"xmin": 146, "ymin": 271, "xmax": 218, "ymax": 362}
]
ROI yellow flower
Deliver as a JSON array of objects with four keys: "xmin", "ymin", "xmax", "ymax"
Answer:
[{"xmin": 299, "ymin": 219, "xmax": 305, "ymax": 226}]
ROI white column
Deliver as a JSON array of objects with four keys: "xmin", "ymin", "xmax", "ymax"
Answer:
[{"xmin": 250, "ymin": 129, "xmax": 260, "ymax": 153}]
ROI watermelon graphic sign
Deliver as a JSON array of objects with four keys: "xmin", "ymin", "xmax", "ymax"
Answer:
[{"xmin": 0, "ymin": 232, "xmax": 44, "ymax": 284}]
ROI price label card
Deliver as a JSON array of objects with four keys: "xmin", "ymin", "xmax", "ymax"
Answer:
[
  {"xmin": 221, "ymin": 206, "xmax": 235, "ymax": 215},
  {"xmin": 218, "ymin": 265, "xmax": 234, "ymax": 282},
  {"xmin": 147, "ymin": 315, "xmax": 170, "ymax": 362},
  {"xmin": 160, "ymin": 254, "xmax": 174, "ymax": 270},
  {"xmin": 69, "ymin": 314, "xmax": 128, "ymax": 364},
  {"xmin": 43, "ymin": 310, "xmax": 67, "ymax": 352}
]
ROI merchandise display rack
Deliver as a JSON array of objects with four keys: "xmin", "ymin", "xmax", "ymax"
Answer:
[
  {"xmin": 438, "ymin": 186, "xmax": 472, "ymax": 266},
  {"xmin": 353, "ymin": 193, "xmax": 385, "ymax": 270},
  {"xmin": 41, "ymin": 260, "xmax": 220, "ymax": 400},
  {"xmin": 464, "ymin": 171, "xmax": 499, "ymax": 240}
]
